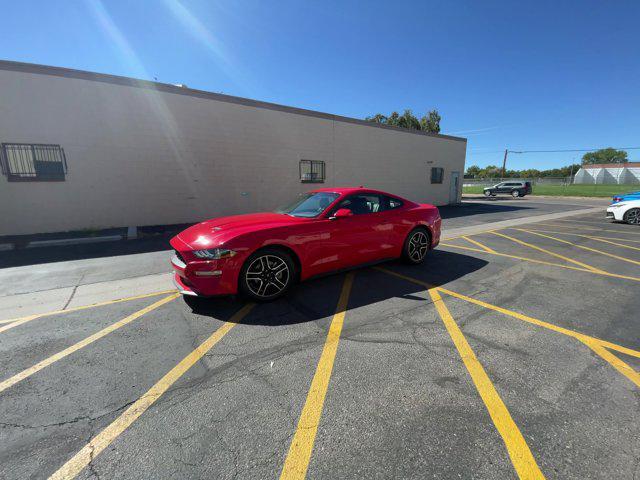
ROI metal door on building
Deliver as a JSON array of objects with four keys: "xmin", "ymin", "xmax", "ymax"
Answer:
[{"xmin": 449, "ymin": 171, "xmax": 460, "ymax": 203}]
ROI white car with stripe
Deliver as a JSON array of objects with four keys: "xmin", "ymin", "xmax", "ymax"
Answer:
[{"xmin": 606, "ymin": 199, "xmax": 640, "ymax": 224}]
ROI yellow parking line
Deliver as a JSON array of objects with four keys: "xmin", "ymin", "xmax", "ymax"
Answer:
[
  {"xmin": 533, "ymin": 222, "xmax": 640, "ymax": 236},
  {"xmin": 555, "ymin": 218, "xmax": 615, "ymax": 226},
  {"xmin": 586, "ymin": 236, "xmax": 640, "ymax": 252},
  {"xmin": 429, "ymin": 288, "xmax": 545, "ymax": 479},
  {"xmin": 522, "ymin": 228, "xmax": 640, "ymax": 245},
  {"xmin": 462, "ymin": 235, "xmax": 497, "ymax": 253},
  {"xmin": 490, "ymin": 231, "xmax": 605, "ymax": 273},
  {"xmin": 517, "ymin": 229, "xmax": 640, "ymax": 267},
  {"xmin": 374, "ymin": 267, "xmax": 640, "ymax": 360},
  {"xmin": 441, "ymin": 243, "xmax": 601, "ymax": 274},
  {"xmin": 436, "ymin": 287, "xmax": 640, "ymax": 359},
  {"xmin": 49, "ymin": 303, "xmax": 254, "ymax": 480},
  {"xmin": 579, "ymin": 338, "xmax": 640, "ymax": 388},
  {"xmin": 0, "ymin": 294, "xmax": 180, "ymax": 394},
  {"xmin": 0, "ymin": 289, "xmax": 177, "ymax": 331},
  {"xmin": 440, "ymin": 242, "xmax": 640, "ymax": 283},
  {"xmin": 280, "ymin": 273, "xmax": 354, "ymax": 480}
]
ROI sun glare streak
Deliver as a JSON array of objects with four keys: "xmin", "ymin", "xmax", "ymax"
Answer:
[
  {"xmin": 85, "ymin": 0, "xmax": 203, "ymax": 214},
  {"xmin": 85, "ymin": 0, "xmax": 148, "ymax": 78},
  {"xmin": 164, "ymin": 0, "xmax": 230, "ymax": 63},
  {"xmin": 163, "ymin": 0, "xmax": 250, "ymax": 90}
]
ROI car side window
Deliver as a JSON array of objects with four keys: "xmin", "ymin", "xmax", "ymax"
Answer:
[
  {"xmin": 384, "ymin": 196, "xmax": 404, "ymax": 210},
  {"xmin": 332, "ymin": 194, "xmax": 383, "ymax": 215}
]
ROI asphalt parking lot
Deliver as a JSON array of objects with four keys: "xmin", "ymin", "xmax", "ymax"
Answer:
[{"xmin": 1, "ymin": 201, "xmax": 639, "ymax": 479}]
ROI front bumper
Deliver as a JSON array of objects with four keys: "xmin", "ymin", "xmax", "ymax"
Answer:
[
  {"xmin": 606, "ymin": 207, "xmax": 624, "ymax": 221},
  {"xmin": 170, "ymin": 252, "xmax": 241, "ymax": 297}
]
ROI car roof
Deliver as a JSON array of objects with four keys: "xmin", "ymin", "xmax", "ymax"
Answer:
[{"xmin": 311, "ymin": 186, "xmax": 388, "ymax": 195}]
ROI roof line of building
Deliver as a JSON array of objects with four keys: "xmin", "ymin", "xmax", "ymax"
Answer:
[
  {"xmin": 580, "ymin": 162, "xmax": 640, "ymax": 168},
  {"xmin": 0, "ymin": 59, "xmax": 466, "ymax": 143}
]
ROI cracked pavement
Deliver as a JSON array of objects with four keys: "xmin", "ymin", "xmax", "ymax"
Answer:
[{"xmin": 0, "ymin": 202, "xmax": 639, "ymax": 479}]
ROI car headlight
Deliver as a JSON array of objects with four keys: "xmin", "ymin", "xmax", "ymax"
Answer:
[
  {"xmin": 609, "ymin": 203, "xmax": 625, "ymax": 208},
  {"xmin": 192, "ymin": 248, "xmax": 237, "ymax": 259}
]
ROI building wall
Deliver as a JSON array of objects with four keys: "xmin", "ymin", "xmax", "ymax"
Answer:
[
  {"xmin": 573, "ymin": 166, "xmax": 640, "ymax": 185},
  {"xmin": 0, "ymin": 65, "xmax": 466, "ymax": 236}
]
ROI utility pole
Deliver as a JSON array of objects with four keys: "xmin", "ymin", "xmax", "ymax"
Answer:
[
  {"xmin": 568, "ymin": 163, "xmax": 575, "ymax": 184},
  {"xmin": 501, "ymin": 149, "xmax": 508, "ymax": 179}
]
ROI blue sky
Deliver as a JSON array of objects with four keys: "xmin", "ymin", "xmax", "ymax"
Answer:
[{"xmin": 2, "ymin": 1, "xmax": 639, "ymax": 170}]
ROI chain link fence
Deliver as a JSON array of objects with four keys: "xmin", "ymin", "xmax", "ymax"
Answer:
[{"xmin": 462, "ymin": 177, "xmax": 639, "ymax": 197}]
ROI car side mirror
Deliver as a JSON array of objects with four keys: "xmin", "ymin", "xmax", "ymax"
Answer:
[{"xmin": 330, "ymin": 208, "xmax": 353, "ymax": 220}]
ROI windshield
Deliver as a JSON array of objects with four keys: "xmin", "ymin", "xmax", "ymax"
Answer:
[{"xmin": 275, "ymin": 192, "xmax": 339, "ymax": 218}]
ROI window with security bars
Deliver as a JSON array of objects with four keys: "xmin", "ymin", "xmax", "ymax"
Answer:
[
  {"xmin": 300, "ymin": 160, "xmax": 325, "ymax": 183},
  {"xmin": 431, "ymin": 167, "xmax": 444, "ymax": 184},
  {"xmin": 1, "ymin": 143, "xmax": 67, "ymax": 181}
]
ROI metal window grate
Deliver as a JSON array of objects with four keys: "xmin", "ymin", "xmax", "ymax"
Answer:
[
  {"xmin": 1, "ymin": 143, "xmax": 67, "ymax": 181},
  {"xmin": 300, "ymin": 160, "xmax": 325, "ymax": 183},
  {"xmin": 431, "ymin": 167, "xmax": 444, "ymax": 184}
]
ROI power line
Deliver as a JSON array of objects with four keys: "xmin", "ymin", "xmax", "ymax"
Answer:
[
  {"xmin": 499, "ymin": 146, "xmax": 639, "ymax": 177},
  {"xmin": 508, "ymin": 147, "xmax": 640, "ymax": 154}
]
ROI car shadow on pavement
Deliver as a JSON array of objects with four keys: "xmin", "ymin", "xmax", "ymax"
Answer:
[
  {"xmin": 183, "ymin": 250, "xmax": 488, "ymax": 326},
  {"xmin": 438, "ymin": 201, "xmax": 532, "ymax": 220}
]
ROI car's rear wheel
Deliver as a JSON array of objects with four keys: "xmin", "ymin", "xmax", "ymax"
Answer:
[
  {"xmin": 623, "ymin": 208, "xmax": 640, "ymax": 225},
  {"xmin": 402, "ymin": 227, "xmax": 431, "ymax": 264},
  {"xmin": 239, "ymin": 248, "xmax": 295, "ymax": 301},
  {"xmin": 511, "ymin": 190, "xmax": 521, "ymax": 198}
]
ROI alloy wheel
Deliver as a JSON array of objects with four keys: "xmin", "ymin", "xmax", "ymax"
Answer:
[
  {"xmin": 408, "ymin": 231, "xmax": 429, "ymax": 262},
  {"xmin": 245, "ymin": 254, "xmax": 290, "ymax": 298},
  {"xmin": 626, "ymin": 208, "xmax": 640, "ymax": 225}
]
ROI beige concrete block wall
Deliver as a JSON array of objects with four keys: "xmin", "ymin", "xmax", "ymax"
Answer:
[{"xmin": 0, "ymin": 65, "xmax": 466, "ymax": 236}]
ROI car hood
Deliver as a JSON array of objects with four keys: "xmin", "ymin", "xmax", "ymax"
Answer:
[{"xmin": 173, "ymin": 212, "xmax": 306, "ymax": 249}]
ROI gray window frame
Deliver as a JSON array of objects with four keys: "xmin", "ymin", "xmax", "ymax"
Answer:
[
  {"xmin": 1, "ymin": 143, "xmax": 67, "ymax": 182},
  {"xmin": 300, "ymin": 160, "xmax": 325, "ymax": 183},
  {"xmin": 431, "ymin": 167, "xmax": 444, "ymax": 184}
]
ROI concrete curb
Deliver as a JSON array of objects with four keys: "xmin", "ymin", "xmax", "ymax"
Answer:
[{"xmin": 26, "ymin": 235, "xmax": 123, "ymax": 248}]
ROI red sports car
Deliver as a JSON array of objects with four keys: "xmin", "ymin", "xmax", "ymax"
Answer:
[{"xmin": 170, "ymin": 187, "xmax": 441, "ymax": 301}]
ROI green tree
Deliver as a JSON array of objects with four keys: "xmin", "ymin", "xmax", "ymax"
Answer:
[
  {"xmin": 365, "ymin": 108, "xmax": 441, "ymax": 133},
  {"xmin": 398, "ymin": 109, "xmax": 421, "ymax": 130},
  {"xmin": 465, "ymin": 165, "xmax": 481, "ymax": 177},
  {"xmin": 581, "ymin": 148, "xmax": 628, "ymax": 165},
  {"xmin": 364, "ymin": 113, "xmax": 387, "ymax": 124},
  {"xmin": 420, "ymin": 109, "xmax": 441, "ymax": 133}
]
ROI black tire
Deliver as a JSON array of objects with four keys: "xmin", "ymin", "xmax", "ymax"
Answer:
[
  {"xmin": 239, "ymin": 247, "xmax": 296, "ymax": 302},
  {"xmin": 623, "ymin": 208, "xmax": 640, "ymax": 225},
  {"xmin": 511, "ymin": 189, "xmax": 521, "ymax": 198},
  {"xmin": 402, "ymin": 227, "xmax": 431, "ymax": 265},
  {"xmin": 484, "ymin": 190, "xmax": 492, "ymax": 197}
]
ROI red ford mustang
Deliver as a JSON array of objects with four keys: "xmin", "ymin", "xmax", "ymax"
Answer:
[{"xmin": 170, "ymin": 187, "xmax": 441, "ymax": 301}]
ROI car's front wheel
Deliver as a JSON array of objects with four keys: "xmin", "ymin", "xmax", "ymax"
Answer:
[
  {"xmin": 402, "ymin": 227, "xmax": 431, "ymax": 264},
  {"xmin": 484, "ymin": 190, "xmax": 492, "ymax": 197},
  {"xmin": 239, "ymin": 248, "xmax": 295, "ymax": 301},
  {"xmin": 623, "ymin": 208, "xmax": 640, "ymax": 225}
]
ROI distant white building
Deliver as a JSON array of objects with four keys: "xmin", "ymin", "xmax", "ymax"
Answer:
[{"xmin": 573, "ymin": 163, "xmax": 640, "ymax": 185}]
